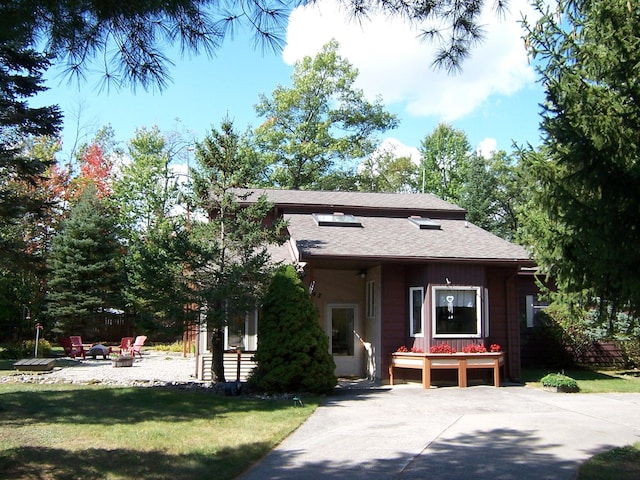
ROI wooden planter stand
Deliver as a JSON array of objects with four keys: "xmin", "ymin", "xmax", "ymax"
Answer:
[{"xmin": 389, "ymin": 352, "xmax": 504, "ymax": 388}]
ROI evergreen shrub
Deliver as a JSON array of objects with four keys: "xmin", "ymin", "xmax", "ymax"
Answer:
[
  {"xmin": 249, "ymin": 265, "xmax": 336, "ymax": 394},
  {"xmin": 541, "ymin": 372, "xmax": 579, "ymax": 392}
]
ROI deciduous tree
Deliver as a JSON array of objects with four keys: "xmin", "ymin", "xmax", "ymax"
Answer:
[
  {"xmin": 461, "ymin": 149, "xmax": 523, "ymax": 241},
  {"xmin": 254, "ymin": 40, "xmax": 398, "ymax": 190},
  {"xmin": 358, "ymin": 150, "xmax": 419, "ymax": 193},
  {"xmin": 419, "ymin": 123, "xmax": 471, "ymax": 203},
  {"xmin": 111, "ymin": 126, "xmax": 195, "ymax": 339},
  {"xmin": 112, "ymin": 126, "xmax": 181, "ymax": 235}
]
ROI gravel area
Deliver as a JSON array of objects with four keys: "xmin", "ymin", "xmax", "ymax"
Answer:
[{"xmin": 4, "ymin": 350, "xmax": 204, "ymax": 388}]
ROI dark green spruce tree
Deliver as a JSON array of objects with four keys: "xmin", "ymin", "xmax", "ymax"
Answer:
[
  {"xmin": 250, "ymin": 265, "xmax": 336, "ymax": 395},
  {"xmin": 1, "ymin": 18, "xmax": 60, "ymax": 339},
  {"xmin": 46, "ymin": 185, "xmax": 126, "ymax": 336},
  {"xmin": 521, "ymin": 0, "xmax": 640, "ymax": 323}
]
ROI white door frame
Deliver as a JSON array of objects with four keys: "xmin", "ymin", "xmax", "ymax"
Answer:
[{"xmin": 326, "ymin": 303, "xmax": 364, "ymax": 377}]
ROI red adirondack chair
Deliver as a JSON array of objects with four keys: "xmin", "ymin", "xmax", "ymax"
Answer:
[
  {"xmin": 130, "ymin": 335, "xmax": 147, "ymax": 358},
  {"xmin": 118, "ymin": 336, "xmax": 134, "ymax": 354},
  {"xmin": 58, "ymin": 337, "xmax": 85, "ymax": 359},
  {"xmin": 69, "ymin": 336, "xmax": 88, "ymax": 358}
]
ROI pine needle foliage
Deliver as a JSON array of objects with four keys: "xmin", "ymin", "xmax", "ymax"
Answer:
[{"xmin": 520, "ymin": 0, "xmax": 640, "ymax": 320}]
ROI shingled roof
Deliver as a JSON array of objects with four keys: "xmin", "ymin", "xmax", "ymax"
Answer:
[
  {"xmin": 237, "ymin": 188, "xmax": 532, "ymax": 265},
  {"xmin": 235, "ymin": 188, "xmax": 466, "ymax": 218}
]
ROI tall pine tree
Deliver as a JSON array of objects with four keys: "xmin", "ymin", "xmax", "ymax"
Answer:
[
  {"xmin": 191, "ymin": 118, "xmax": 284, "ymax": 382},
  {"xmin": 521, "ymin": 0, "xmax": 640, "ymax": 321},
  {"xmin": 46, "ymin": 185, "xmax": 125, "ymax": 336}
]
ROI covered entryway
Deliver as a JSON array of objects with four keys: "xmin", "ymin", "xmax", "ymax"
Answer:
[{"xmin": 326, "ymin": 304, "xmax": 364, "ymax": 377}]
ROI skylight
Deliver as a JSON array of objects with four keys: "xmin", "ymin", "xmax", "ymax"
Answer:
[
  {"xmin": 313, "ymin": 213, "xmax": 362, "ymax": 227},
  {"xmin": 408, "ymin": 217, "xmax": 441, "ymax": 230}
]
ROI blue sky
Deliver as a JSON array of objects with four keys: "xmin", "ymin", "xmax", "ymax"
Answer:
[{"xmin": 36, "ymin": 0, "xmax": 544, "ymax": 164}]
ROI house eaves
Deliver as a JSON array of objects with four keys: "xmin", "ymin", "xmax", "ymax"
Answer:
[
  {"xmin": 234, "ymin": 188, "xmax": 467, "ymax": 219},
  {"xmin": 285, "ymin": 213, "xmax": 533, "ymax": 265}
]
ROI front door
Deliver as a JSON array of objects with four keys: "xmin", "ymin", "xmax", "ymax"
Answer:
[{"xmin": 327, "ymin": 304, "xmax": 363, "ymax": 377}]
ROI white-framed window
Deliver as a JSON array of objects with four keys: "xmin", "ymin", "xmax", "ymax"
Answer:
[
  {"xmin": 526, "ymin": 295, "xmax": 549, "ymax": 328},
  {"xmin": 409, "ymin": 287, "xmax": 424, "ymax": 337},
  {"xmin": 224, "ymin": 310, "xmax": 258, "ymax": 350},
  {"xmin": 366, "ymin": 281, "xmax": 375, "ymax": 319},
  {"xmin": 432, "ymin": 286, "xmax": 482, "ymax": 338}
]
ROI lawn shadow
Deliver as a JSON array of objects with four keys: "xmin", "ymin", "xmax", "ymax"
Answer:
[
  {"xmin": 0, "ymin": 386, "xmax": 295, "ymax": 427},
  {"xmin": 0, "ymin": 443, "xmax": 269, "ymax": 480}
]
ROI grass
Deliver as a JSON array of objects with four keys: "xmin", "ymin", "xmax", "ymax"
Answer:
[
  {"xmin": 577, "ymin": 443, "xmax": 640, "ymax": 480},
  {"xmin": 0, "ymin": 382, "xmax": 319, "ymax": 480},
  {"xmin": 152, "ymin": 341, "xmax": 190, "ymax": 353},
  {"xmin": 522, "ymin": 368, "xmax": 640, "ymax": 393},
  {"xmin": 1, "ymin": 361, "xmax": 637, "ymax": 479}
]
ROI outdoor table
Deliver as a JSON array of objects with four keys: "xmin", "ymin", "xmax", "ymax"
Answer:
[{"xmin": 389, "ymin": 351, "xmax": 504, "ymax": 388}]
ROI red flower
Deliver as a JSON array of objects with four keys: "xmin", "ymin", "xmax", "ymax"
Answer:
[
  {"xmin": 429, "ymin": 343, "xmax": 456, "ymax": 354},
  {"xmin": 462, "ymin": 344, "xmax": 487, "ymax": 353},
  {"xmin": 396, "ymin": 345, "xmax": 409, "ymax": 352},
  {"xmin": 410, "ymin": 346, "xmax": 424, "ymax": 353},
  {"xmin": 490, "ymin": 344, "xmax": 502, "ymax": 352}
]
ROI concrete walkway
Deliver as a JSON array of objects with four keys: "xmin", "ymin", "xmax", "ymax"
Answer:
[{"xmin": 238, "ymin": 382, "xmax": 640, "ymax": 480}]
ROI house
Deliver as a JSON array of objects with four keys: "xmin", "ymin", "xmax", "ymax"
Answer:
[{"xmin": 196, "ymin": 188, "xmax": 535, "ymax": 384}]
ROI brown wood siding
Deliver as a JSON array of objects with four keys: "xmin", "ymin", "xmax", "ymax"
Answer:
[
  {"xmin": 426, "ymin": 264, "xmax": 486, "ymax": 353},
  {"xmin": 415, "ymin": 264, "xmax": 486, "ymax": 353},
  {"xmin": 380, "ymin": 264, "xmax": 406, "ymax": 378},
  {"xmin": 425, "ymin": 263, "xmax": 485, "ymax": 287},
  {"xmin": 487, "ymin": 267, "xmax": 521, "ymax": 381}
]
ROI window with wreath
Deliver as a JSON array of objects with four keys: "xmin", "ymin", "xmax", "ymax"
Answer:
[{"xmin": 432, "ymin": 287, "xmax": 482, "ymax": 337}]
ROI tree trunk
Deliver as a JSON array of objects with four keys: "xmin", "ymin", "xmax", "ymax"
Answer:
[{"xmin": 210, "ymin": 328, "xmax": 226, "ymax": 383}]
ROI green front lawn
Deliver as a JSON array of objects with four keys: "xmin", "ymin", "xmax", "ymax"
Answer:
[
  {"xmin": 0, "ymin": 383, "xmax": 318, "ymax": 480},
  {"xmin": 577, "ymin": 443, "xmax": 640, "ymax": 480},
  {"xmin": 522, "ymin": 368, "xmax": 640, "ymax": 393}
]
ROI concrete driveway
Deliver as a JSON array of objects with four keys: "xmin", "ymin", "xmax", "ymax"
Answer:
[{"xmin": 238, "ymin": 382, "xmax": 640, "ymax": 480}]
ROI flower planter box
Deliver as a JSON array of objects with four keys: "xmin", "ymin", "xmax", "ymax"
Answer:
[
  {"xmin": 389, "ymin": 352, "xmax": 504, "ymax": 389},
  {"xmin": 112, "ymin": 357, "xmax": 134, "ymax": 368}
]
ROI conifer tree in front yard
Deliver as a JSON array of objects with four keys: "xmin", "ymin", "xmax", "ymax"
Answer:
[
  {"xmin": 249, "ymin": 265, "xmax": 336, "ymax": 395},
  {"xmin": 46, "ymin": 185, "xmax": 125, "ymax": 336}
]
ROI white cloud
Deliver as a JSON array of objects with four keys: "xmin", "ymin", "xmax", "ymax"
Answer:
[
  {"xmin": 477, "ymin": 138, "xmax": 497, "ymax": 159},
  {"xmin": 374, "ymin": 138, "xmax": 422, "ymax": 165},
  {"xmin": 284, "ymin": 0, "xmax": 538, "ymax": 122}
]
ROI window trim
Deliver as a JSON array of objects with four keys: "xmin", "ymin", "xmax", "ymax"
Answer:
[
  {"xmin": 366, "ymin": 281, "xmax": 375, "ymax": 319},
  {"xmin": 224, "ymin": 310, "xmax": 258, "ymax": 350},
  {"xmin": 432, "ymin": 286, "xmax": 482, "ymax": 338},
  {"xmin": 409, "ymin": 286, "xmax": 425, "ymax": 337},
  {"xmin": 526, "ymin": 294, "xmax": 549, "ymax": 328}
]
